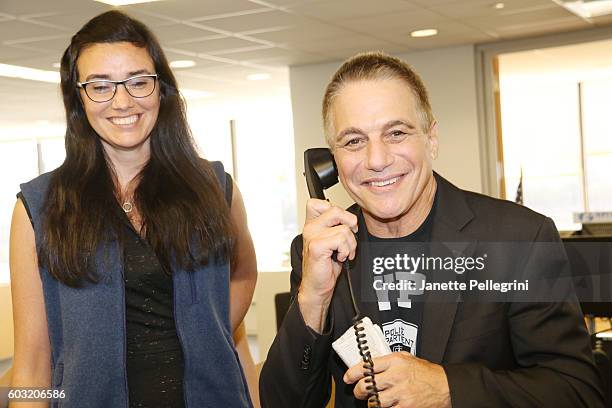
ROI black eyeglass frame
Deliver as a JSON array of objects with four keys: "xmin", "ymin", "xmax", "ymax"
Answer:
[{"xmin": 77, "ymin": 74, "xmax": 159, "ymax": 103}]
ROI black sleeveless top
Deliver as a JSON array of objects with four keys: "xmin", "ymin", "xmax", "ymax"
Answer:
[
  {"xmin": 120, "ymin": 172, "xmax": 233, "ymax": 408},
  {"xmin": 121, "ymin": 223, "xmax": 185, "ymax": 408}
]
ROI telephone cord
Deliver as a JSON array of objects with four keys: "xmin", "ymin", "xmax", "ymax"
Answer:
[{"xmin": 343, "ymin": 261, "xmax": 381, "ymax": 408}]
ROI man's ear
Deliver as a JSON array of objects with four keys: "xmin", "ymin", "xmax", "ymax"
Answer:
[{"xmin": 427, "ymin": 120, "xmax": 439, "ymax": 160}]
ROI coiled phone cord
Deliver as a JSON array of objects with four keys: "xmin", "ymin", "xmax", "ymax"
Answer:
[{"xmin": 343, "ymin": 261, "xmax": 381, "ymax": 408}]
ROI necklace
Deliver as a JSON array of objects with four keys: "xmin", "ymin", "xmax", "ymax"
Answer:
[{"xmin": 122, "ymin": 200, "xmax": 133, "ymax": 213}]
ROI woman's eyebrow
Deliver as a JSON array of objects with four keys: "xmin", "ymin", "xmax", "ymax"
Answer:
[
  {"xmin": 84, "ymin": 69, "xmax": 152, "ymax": 82},
  {"xmin": 84, "ymin": 73, "xmax": 111, "ymax": 81},
  {"xmin": 127, "ymin": 69, "xmax": 152, "ymax": 77}
]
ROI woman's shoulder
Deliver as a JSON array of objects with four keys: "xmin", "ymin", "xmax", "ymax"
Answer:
[
  {"xmin": 20, "ymin": 169, "xmax": 59, "ymax": 197},
  {"xmin": 19, "ymin": 169, "xmax": 59, "ymax": 213},
  {"xmin": 199, "ymin": 158, "xmax": 224, "ymax": 177},
  {"xmin": 198, "ymin": 158, "xmax": 232, "ymax": 205}
]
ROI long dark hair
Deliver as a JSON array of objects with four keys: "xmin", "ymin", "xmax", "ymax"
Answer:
[{"xmin": 40, "ymin": 10, "xmax": 233, "ymax": 287}]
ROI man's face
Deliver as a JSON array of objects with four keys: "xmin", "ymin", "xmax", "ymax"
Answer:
[{"xmin": 331, "ymin": 78, "xmax": 438, "ymax": 223}]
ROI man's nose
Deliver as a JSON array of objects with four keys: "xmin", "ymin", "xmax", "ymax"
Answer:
[
  {"xmin": 111, "ymin": 84, "xmax": 134, "ymax": 110},
  {"xmin": 365, "ymin": 139, "xmax": 393, "ymax": 171}
]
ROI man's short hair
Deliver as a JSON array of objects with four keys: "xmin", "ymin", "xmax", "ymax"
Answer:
[{"xmin": 322, "ymin": 51, "xmax": 435, "ymax": 147}]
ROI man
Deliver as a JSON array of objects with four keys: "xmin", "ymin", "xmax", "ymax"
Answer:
[{"xmin": 259, "ymin": 52, "xmax": 603, "ymax": 407}]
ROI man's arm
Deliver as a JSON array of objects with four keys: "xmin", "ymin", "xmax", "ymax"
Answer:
[
  {"xmin": 260, "ymin": 199, "xmax": 358, "ymax": 408},
  {"xmin": 443, "ymin": 217, "xmax": 604, "ymax": 408}
]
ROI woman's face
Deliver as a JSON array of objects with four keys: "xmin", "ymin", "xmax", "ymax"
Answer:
[{"xmin": 77, "ymin": 42, "xmax": 160, "ymax": 156}]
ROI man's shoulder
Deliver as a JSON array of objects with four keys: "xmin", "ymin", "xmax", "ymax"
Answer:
[
  {"xmin": 462, "ymin": 188, "xmax": 545, "ymax": 221},
  {"xmin": 456, "ymin": 186, "xmax": 553, "ymax": 240}
]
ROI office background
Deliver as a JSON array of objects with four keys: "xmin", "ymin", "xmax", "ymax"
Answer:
[{"xmin": 0, "ymin": 0, "xmax": 611, "ymax": 369}]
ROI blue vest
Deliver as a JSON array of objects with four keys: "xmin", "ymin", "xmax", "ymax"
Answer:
[{"xmin": 20, "ymin": 163, "xmax": 252, "ymax": 408}]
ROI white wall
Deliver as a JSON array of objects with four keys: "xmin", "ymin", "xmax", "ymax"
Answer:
[{"xmin": 290, "ymin": 45, "xmax": 483, "ymax": 226}]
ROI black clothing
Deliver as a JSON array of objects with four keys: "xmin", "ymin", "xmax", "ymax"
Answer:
[
  {"xmin": 120, "ymin": 213, "xmax": 185, "ymax": 408},
  {"xmin": 259, "ymin": 173, "xmax": 604, "ymax": 408}
]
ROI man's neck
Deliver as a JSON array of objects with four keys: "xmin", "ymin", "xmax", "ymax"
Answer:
[{"xmin": 363, "ymin": 175, "xmax": 437, "ymax": 239}]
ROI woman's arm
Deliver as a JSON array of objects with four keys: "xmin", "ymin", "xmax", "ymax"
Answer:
[
  {"xmin": 233, "ymin": 321, "xmax": 260, "ymax": 408},
  {"xmin": 228, "ymin": 181, "xmax": 257, "ymax": 332},
  {"xmin": 9, "ymin": 199, "xmax": 51, "ymax": 408}
]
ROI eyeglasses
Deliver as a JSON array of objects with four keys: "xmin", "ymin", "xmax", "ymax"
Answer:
[{"xmin": 77, "ymin": 74, "xmax": 158, "ymax": 103}]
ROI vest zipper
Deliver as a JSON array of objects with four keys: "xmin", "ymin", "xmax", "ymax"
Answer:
[{"xmin": 173, "ymin": 276, "xmax": 189, "ymax": 408}]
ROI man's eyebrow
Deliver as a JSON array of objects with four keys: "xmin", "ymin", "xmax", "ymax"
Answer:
[
  {"xmin": 336, "ymin": 126, "xmax": 367, "ymax": 141},
  {"xmin": 381, "ymin": 119, "xmax": 417, "ymax": 132},
  {"xmin": 84, "ymin": 69, "xmax": 153, "ymax": 82},
  {"xmin": 335, "ymin": 120, "xmax": 417, "ymax": 141}
]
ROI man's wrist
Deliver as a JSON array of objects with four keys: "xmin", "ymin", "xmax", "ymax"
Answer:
[
  {"xmin": 436, "ymin": 364, "xmax": 451, "ymax": 408},
  {"xmin": 297, "ymin": 290, "xmax": 331, "ymax": 334}
]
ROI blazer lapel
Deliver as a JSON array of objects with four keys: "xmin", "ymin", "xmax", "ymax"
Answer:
[{"xmin": 419, "ymin": 173, "xmax": 476, "ymax": 364}]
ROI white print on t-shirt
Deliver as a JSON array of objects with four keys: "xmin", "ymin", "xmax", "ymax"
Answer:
[
  {"xmin": 373, "ymin": 271, "xmax": 426, "ymax": 311},
  {"xmin": 382, "ymin": 319, "xmax": 418, "ymax": 355}
]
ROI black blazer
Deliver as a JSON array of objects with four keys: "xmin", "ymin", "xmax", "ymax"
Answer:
[{"xmin": 260, "ymin": 173, "xmax": 604, "ymax": 408}]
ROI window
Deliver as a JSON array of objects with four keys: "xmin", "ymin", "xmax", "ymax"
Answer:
[
  {"xmin": 497, "ymin": 40, "xmax": 612, "ymax": 231},
  {"xmin": 581, "ymin": 79, "xmax": 612, "ymax": 212},
  {"xmin": 188, "ymin": 95, "xmax": 297, "ymax": 271}
]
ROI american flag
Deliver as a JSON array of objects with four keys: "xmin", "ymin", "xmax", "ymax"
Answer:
[{"xmin": 515, "ymin": 169, "xmax": 523, "ymax": 205}]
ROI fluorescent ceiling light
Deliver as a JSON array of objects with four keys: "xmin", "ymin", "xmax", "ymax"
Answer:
[
  {"xmin": 0, "ymin": 63, "xmax": 60, "ymax": 83},
  {"xmin": 555, "ymin": 0, "xmax": 612, "ymax": 18},
  {"xmin": 181, "ymin": 89, "xmax": 214, "ymax": 99},
  {"xmin": 247, "ymin": 73, "xmax": 271, "ymax": 81},
  {"xmin": 94, "ymin": 0, "xmax": 164, "ymax": 6},
  {"xmin": 170, "ymin": 60, "xmax": 196, "ymax": 69},
  {"xmin": 410, "ymin": 28, "xmax": 438, "ymax": 38},
  {"xmin": 494, "ymin": 2, "xmax": 505, "ymax": 9}
]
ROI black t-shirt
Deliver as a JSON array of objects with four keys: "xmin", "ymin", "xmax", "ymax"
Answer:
[{"xmin": 362, "ymin": 193, "xmax": 437, "ymax": 357}]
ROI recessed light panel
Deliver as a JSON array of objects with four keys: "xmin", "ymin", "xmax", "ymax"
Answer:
[
  {"xmin": 170, "ymin": 60, "xmax": 196, "ymax": 69},
  {"xmin": 94, "ymin": 0, "xmax": 164, "ymax": 6},
  {"xmin": 555, "ymin": 0, "xmax": 612, "ymax": 18},
  {"xmin": 410, "ymin": 29, "xmax": 438, "ymax": 38},
  {"xmin": 0, "ymin": 63, "xmax": 60, "ymax": 83}
]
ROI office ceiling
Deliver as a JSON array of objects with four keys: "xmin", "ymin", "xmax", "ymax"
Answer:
[{"xmin": 1, "ymin": 0, "xmax": 611, "ymax": 126}]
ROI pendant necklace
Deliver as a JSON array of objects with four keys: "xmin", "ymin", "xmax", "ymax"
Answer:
[{"xmin": 122, "ymin": 200, "xmax": 133, "ymax": 213}]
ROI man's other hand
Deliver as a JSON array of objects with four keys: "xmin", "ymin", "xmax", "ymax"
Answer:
[{"xmin": 344, "ymin": 352, "xmax": 451, "ymax": 408}]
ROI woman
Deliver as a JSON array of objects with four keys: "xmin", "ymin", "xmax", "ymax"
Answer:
[{"xmin": 9, "ymin": 10, "xmax": 257, "ymax": 408}]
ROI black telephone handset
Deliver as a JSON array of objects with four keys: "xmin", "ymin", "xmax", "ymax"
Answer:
[{"xmin": 304, "ymin": 148, "xmax": 381, "ymax": 408}]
